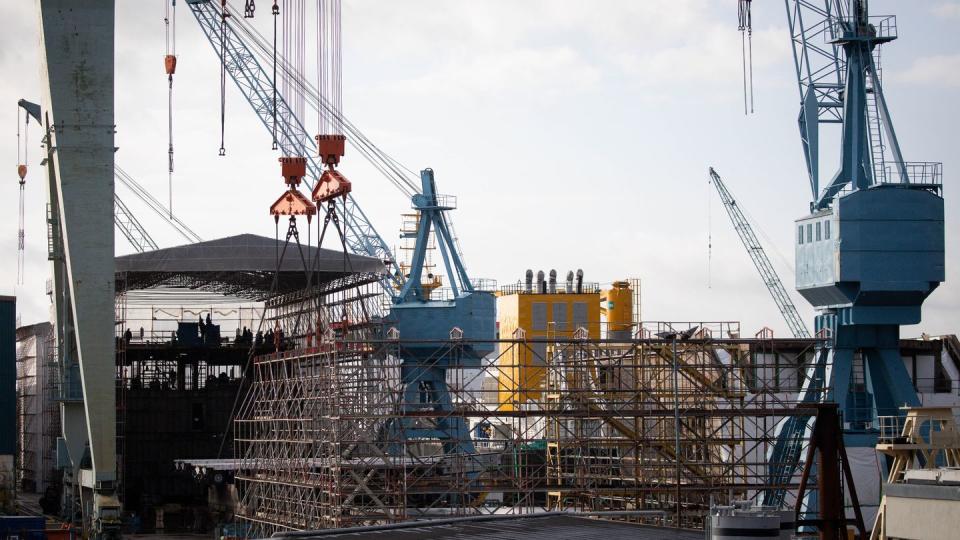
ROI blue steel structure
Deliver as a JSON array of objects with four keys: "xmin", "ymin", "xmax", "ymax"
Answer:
[
  {"xmin": 385, "ymin": 169, "xmax": 496, "ymax": 456},
  {"xmin": 186, "ymin": 1, "xmax": 495, "ymax": 463},
  {"xmin": 765, "ymin": 0, "xmax": 945, "ymax": 507}
]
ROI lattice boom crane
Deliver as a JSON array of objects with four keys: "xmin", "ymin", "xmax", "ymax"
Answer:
[{"xmin": 708, "ymin": 167, "xmax": 811, "ymax": 339}]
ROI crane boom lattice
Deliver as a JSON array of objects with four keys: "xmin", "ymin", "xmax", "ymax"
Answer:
[
  {"xmin": 187, "ymin": 0, "xmax": 402, "ymax": 295},
  {"xmin": 709, "ymin": 168, "xmax": 811, "ymax": 339}
]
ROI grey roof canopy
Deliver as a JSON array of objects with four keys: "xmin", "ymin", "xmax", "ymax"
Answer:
[{"xmin": 115, "ymin": 233, "xmax": 385, "ymax": 300}]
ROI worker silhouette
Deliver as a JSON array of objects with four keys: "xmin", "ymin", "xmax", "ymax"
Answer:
[{"xmin": 199, "ymin": 314, "xmax": 206, "ymax": 340}]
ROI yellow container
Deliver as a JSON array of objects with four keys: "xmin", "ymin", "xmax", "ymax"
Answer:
[
  {"xmin": 601, "ymin": 280, "xmax": 633, "ymax": 334},
  {"xmin": 495, "ymin": 290, "xmax": 601, "ymax": 411}
]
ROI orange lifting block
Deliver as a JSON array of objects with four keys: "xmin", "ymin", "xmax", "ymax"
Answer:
[
  {"xmin": 279, "ymin": 156, "xmax": 307, "ymax": 186},
  {"xmin": 312, "ymin": 169, "xmax": 352, "ymax": 203},
  {"xmin": 164, "ymin": 54, "xmax": 177, "ymax": 76},
  {"xmin": 17, "ymin": 164, "xmax": 27, "ymax": 184},
  {"xmin": 315, "ymin": 134, "xmax": 346, "ymax": 166},
  {"xmin": 270, "ymin": 189, "xmax": 317, "ymax": 220}
]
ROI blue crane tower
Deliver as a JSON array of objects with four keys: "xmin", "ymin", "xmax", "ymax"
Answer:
[
  {"xmin": 186, "ymin": 0, "xmax": 495, "ymax": 462},
  {"xmin": 383, "ymin": 169, "xmax": 496, "ymax": 457},
  {"xmin": 763, "ymin": 0, "xmax": 945, "ymax": 509}
]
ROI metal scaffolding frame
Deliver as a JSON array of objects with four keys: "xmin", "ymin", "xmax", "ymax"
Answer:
[
  {"xmin": 233, "ymin": 308, "xmax": 824, "ymax": 535},
  {"xmin": 15, "ymin": 323, "xmax": 59, "ymax": 495}
]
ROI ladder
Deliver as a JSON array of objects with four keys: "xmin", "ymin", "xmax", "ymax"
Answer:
[{"xmin": 866, "ymin": 46, "xmax": 887, "ymax": 184}]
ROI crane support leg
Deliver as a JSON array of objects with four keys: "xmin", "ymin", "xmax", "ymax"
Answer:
[{"xmin": 38, "ymin": 0, "xmax": 121, "ymax": 536}]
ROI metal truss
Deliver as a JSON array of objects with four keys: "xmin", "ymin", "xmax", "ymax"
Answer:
[
  {"xmin": 234, "ymin": 311, "xmax": 824, "ymax": 535},
  {"xmin": 114, "ymin": 195, "xmax": 158, "ymax": 253},
  {"xmin": 709, "ymin": 168, "xmax": 810, "ymax": 339},
  {"xmin": 188, "ymin": 1, "xmax": 400, "ymax": 294}
]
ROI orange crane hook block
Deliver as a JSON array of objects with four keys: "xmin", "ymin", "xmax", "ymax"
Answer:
[
  {"xmin": 17, "ymin": 164, "xmax": 27, "ymax": 185},
  {"xmin": 270, "ymin": 156, "xmax": 317, "ymax": 222},
  {"xmin": 316, "ymin": 134, "xmax": 346, "ymax": 167},
  {"xmin": 312, "ymin": 169, "xmax": 352, "ymax": 203},
  {"xmin": 165, "ymin": 54, "xmax": 177, "ymax": 76}
]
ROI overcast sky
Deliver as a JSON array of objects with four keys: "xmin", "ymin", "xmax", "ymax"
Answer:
[{"xmin": 1, "ymin": 0, "xmax": 957, "ymax": 338}]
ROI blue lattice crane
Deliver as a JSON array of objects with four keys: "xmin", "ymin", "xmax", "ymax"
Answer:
[
  {"xmin": 186, "ymin": 0, "xmax": 495, "ymax": 467},
  {"xmin": 756, "ymin": 0, "xmax": 945, "ymax": 509},
  {"xmin": 708, "ymin": 167, "xmax": 811, "ymax": 339}
]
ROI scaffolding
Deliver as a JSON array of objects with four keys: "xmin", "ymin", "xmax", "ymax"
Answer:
[
  {"xmin": 15, "ymin": 322, "xmax": 59, "ymax": 495},
  {"xmin": 234, "ymin": 312, "xmax": 823, "ymax": 535}
]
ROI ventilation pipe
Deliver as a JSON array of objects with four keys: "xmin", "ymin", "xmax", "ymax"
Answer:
[
  {"xmin": 524, "ymin": 269, "xmax": 533, "ymax": 293},
  {"xmin": 565, "ymin": 271, "xmax": 574, "ymax": 293},
  {"xmin": 537, "ymin": 270, "xmax": 546, "ymax": 294},
  {"xmin": 576, "ymin": 269, "xmax": 584, "ymax": 294},
  {"xmin": 548, "ymin": 270, "xmax": 557, "ymax": 294}
]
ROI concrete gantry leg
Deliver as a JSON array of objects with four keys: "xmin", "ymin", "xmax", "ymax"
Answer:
[{"xmin": 37, "ymin": 0, "xmax": 120, "ymax": 536}]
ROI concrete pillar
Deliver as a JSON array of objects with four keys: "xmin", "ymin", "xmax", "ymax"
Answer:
[{"xmin": 38, "ymin": 0, "xmax": 117, "ymax": 489}]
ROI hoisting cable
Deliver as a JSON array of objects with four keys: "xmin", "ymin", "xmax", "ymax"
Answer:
[
  {"xmin": 707, "ymin": 170, "xmax": 712, "ymax": 289},
  {"xmin": 165, "ymin": 0, "xmax": 178, "ymax": 217},
  {"xmin": 317, "ymin": 0, "xmax": 327, "ymax": 136},
  {"xmin": 738, "ymin": 0, "xmax": 754, "ymax": 114},
  {"xmin": 271, "ymin": 1, "xmax": 279, "ymax": 149},
  {"xmin": 219, "ymin": 0, "xmax": 229, "ymax": 156},
  {"xmin": 227, "ymin": 4, "xmax": 419, "ymax": 196},
  {"xmin": 16, "ymin": 106, "xmax": 28, "ymax": 285}
]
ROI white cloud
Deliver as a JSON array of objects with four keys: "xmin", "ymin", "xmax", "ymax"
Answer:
[
  {"xmin": 932, "ymin": 2, "xmax": 960, "ymax": 18},
  {"xmin": 892, "ymin": 53, "xmax": 960, "ymax": 87},
  {"xmin": 388, "ymin": 47, "xmax": 600, "ymax": 102}
]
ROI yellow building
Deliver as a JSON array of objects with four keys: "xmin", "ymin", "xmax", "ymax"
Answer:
[{"xmin": 496, "ymin": 271, "xmax": 601, "ymax": 411}]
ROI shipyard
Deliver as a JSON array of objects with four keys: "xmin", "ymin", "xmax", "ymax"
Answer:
[{"xmin": 1, "ymin": 1, "xmax": 958, "ymax": 539}]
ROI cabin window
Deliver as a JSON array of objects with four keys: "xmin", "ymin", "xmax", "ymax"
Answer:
[
  {"xmin": 816, "ymin": 222, "xmax": 822, "ymax": 241},
  {"xmin": 798, "ymin": 226, "xmax": 804, "ymax": 244},
  {"xmin": 824, "ymin": 220, "xmax": 831, "ymax": 239},
  {"xmin": 806, "ymin": 224, "xmax": 813, "ymax": 243}
]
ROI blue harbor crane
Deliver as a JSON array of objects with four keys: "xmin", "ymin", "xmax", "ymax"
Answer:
[
  {"xmin": 757, "ymin": 0, "xmax": 945, "ymax": 509},
  {"xmin": 383, "ymin": 169, "xmax": 495, "ymax": 458}
]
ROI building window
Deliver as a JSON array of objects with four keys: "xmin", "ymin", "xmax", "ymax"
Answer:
[
  {"xmin": 816, "ymin": 222, "xmax": 822, "ymax": 241},
  {"xmin": 798, "ymin": 225, "xmax": 804, "ymax": 245},
  {"xmin": 532, "ymin": 302, "xmax": 547, "ymax": 331},
  {"xmin": 824, "ymin": 220, "xmax": 831, "ymax": 239},
  {"xmin": 806, "ymin": 224, "xmax": 813, "ymax": 243}
]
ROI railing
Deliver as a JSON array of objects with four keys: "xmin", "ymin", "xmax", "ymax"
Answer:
[
  {"xmin": 469, "ymin": 278, "xmax": 498, "ymax": 292},
  {"xmin": 834, "ymin": 161, "xmax": 943, "ymax": 198},
  {"xmin": 499, "ymin": 282, "xmax": 602, "ymax": 295},
  {"xmin": 877, "ymin": 414, "xmax": 905, "ymax": 443},
  {"xmin": 913, "ymin": 377, "xmax": 959, "ymax": 396},
  {"xmin": 412, "ymin": 193, "xmax": 457, "ymax": 210},
  {"xmin": 878, "ymin": 410, "xmax": 960, "ymax": 446},
  {"xmin": 827, "ymin": 15, "xmax": 897, "ymax": 43},
  {"xmin": 639, "ymin": 320, "xmax": 743, "ymax": 340},
  {"xmin": 880, "ymin": 161, "xmax": 943, "ymax": 187}
]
